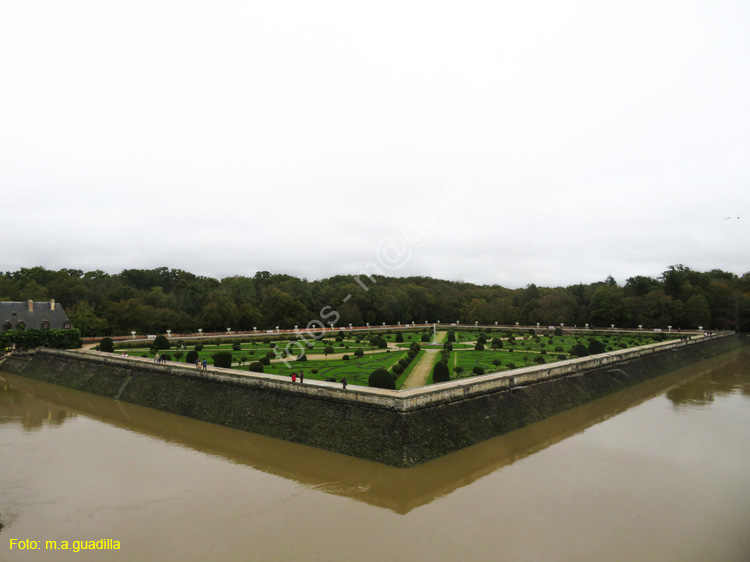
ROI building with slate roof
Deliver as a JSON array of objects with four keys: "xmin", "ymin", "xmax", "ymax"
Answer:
[{"xmin": 1, "ymin": 300, "xmax": 73, "ymax": 331}]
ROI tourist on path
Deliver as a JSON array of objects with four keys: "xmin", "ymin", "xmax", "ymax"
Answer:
[
  {"xmin": 300, "ymin": 371, "xmax": 304, "ymax": 383},
  {"xmin": 154, "ymin": 353, "xmax": 160, "ymax": 363},
  {"xmin": 292, "ymin": 373, "xmax": 297, "ymax": 383},
  {"xmin": 341, "ymin": 377, "xmax": 347, "ymax": 390},
  {"xmin": 202, "ymin": 358, "xmax": 208, "ymax": 370}
]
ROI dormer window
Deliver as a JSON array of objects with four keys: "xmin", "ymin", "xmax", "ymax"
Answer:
[
  {"xmin": 63, "ymin": 321, "xmax": 71, "ymax": 329},
  {"xmin": 42, "ymin": 320, "xmax": 51, "ymax": 330}
]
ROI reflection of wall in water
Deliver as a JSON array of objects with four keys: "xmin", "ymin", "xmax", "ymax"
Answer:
[
  {"xmin": 4, "ymin": 348, "xmax": 744, "ymax": 514},
  {"xmin": 666, "ymin": 347, "xmax": 750, "ymax": 407},
  {"xmin": 0, "ymin": 378, "xmax": 77, "ymax": 430}
]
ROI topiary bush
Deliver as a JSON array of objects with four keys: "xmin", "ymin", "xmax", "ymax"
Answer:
[
  {"xmin": 475, "ymin": 341, "xmax": 484, "ymax": 351},
  {"xmin": 554, "ymin": 327, "xmax": 563, "ymax": 336},
  {"xmin": 153, "ymin": 335, "xmax": 170, "ymax": 350},
  {"xmin": 570, "ymin": 343, "xmax": 589, "ymax": 357},
  {"xmin": 491, "ymin": 337, "xmax": 503, "ymax": 349},
  {"xmin": 447, "ymin": 331, "xmax": 456, "ymax": 342},
  {"xmin": 194, "ymin": 343, "xmax": 204, "ymax": 352},
  {"xmin": 443, "ymin": 341, "xmax": 453, "ymax": 351},
  {"xmin": 212, "ymin": 351, "xmax": 233, "ymax": 368},
  {"xmin": 354, "ymin": 348, "xmax": 364, "ymax": 358},
  {"xmin": 421, "ymin": 333, "xmax": 431, "ymax": 342},
  {"xmin": 259, "ymin": 357, "xmax": 270, "ymax": 365},
  {"xmin": 369, "ymin": 368, "xmax": 395, "ymax": 389},
  {"xmin": 432, "ymin": 361, "xmax": 450, "ymax": 383},
  {"xmin": 588, "ymin": 339, "xmax": 606, "ymax": 355},
  {"xmin": 342, "ymin": 354, "xmax": 350, "ymax": 360},
  {"xmin": 99, "ymin": 337, "xmax": 114, "ymax": 353},
  {"xmin": 392, "ymin": 364, "xmax": 403, "ymax": 375},
  {"xmin": 232, "ymin": 342, "xmax": 241, "ymax": 351},
  {"xmin": 472, "ymin": 366, "xmax": 485, "ymax": 376},
  {"xmin": 248, "ymin": 361, "xmax": 264, "ymax": 373},
  {"xmin": 395, "ymin": 332, "xmax": 404, "ymax": 342},
  {"xmin": 186, "ymin": 350, "xmax": 199, "ymax": 364},
  {"xmin": 534, "ymin": 356, "xmax": 546, "ymax": 364},
  {"xmin": 492, "ymin": 359, "xmax": 502, "ymax": 366}
]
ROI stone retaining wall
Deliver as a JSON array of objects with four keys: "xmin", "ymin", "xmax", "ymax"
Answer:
[{"xmin": 1, "ymin": 333, "xmax": 741, "ymax": 467}]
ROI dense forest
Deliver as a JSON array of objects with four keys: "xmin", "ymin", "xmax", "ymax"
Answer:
[{"xmin": 1, "ymin": 265, "xmax": 748, "ymax": 336}]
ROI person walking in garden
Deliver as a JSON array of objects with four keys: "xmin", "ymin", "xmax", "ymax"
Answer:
[
  {"xmin": 202, "ymin": 358, "xmax": 207, "ymax": 370},
  {"xmin": 299, "ymin": 371, "xmax": 304, "ymax": 383},
  {"xmin": 291, "ymin": 373, "xmax": 297, "ymax": 383},
  {"xmin": 341, "ymin": 377, "xmax": 347, "ymax": 390},
  {"xmin": 154, "ymin": 353, "xmax": 160, "ymax": 363}
]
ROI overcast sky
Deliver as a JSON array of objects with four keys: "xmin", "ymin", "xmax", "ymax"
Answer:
[{"xmin": 2, "ymin": 0, "xmax": 748, "ymax": 289}]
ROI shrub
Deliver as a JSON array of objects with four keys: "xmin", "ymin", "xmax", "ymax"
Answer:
[
  {"xmin": 491, "ymin": 337, "xmax": 503, "ymax": 349},
  {"xmin": 186, "ymin": 350, "xmax": 199, "ymax": 364},
  {"xmin": 554, "ymin": 327, "xmax": 563, "ymax": 336},
  {"xmin": 528, "ymin": 329, "xmax": 535, "ymax": 335},
  {"xmin": 395, "ymin": 333, "xmax": 404, "ymax": 343},
  {"xmin": 248, "ymin": 361, "xmax": 264, "ymax": 373},
  {"xmin": 194, "ymin": 344, "xmax": 204, "ymax": 352},
  {"xmin": 266, "ymin": 351, "xmax": 276, "ymax": 359},
  {"xmin": 260, "ymin": 357, "xmax": 270, "ymax": 365},
  {"xmin": 570, "ymin": 344, "xmax": 589, "ymax": 357},
  {"xmin": 492, "ymin": 359, "xmax": 502, "ymax": 366},
  {"xmin": 447, "ymin": 331, "xmax": 456, "ymax": 342},
  {"xmin": 506, "ymin": 363, "xmax": 516, "ymax": 369},
  {"xmin": 212, "ymin": 351, "xmax": 233, "ymax": 368},
  {"xmin": 392, "ymin": 364, "xmax": 404, "ymax": 375},
  {"xmin": 232, "ymin": 342, "xmax": 241, "ymax": 351},
  {"xmin": 454, "ymin": 366, "xmax": 465, "ymax": 375},
  {"xmin": 534, "ymin": 356, "xmax": 546, "ymax": 364},
  {"xmin": 588, "ymin": 339, "xmax": 606, "ymax": 355},
  {"xmin": 354, "ymin": 348, "xmax": 364, "ymax": 358},
  {"xmin": 153, "ymin": 335, "xmax": 170, "ymax": 350},
  {"xmin": 369, "ymin": 368, "xmax": 395, "ymax": 389},
  {"xmin": 557, "ymin": 354, "xmax": 567, "ymax": 360},
  {"xmin": 324, "ymin": 345, "xmax": 334, "ymax": 355},
  {"xmin": 432, "ymin": 361, "xmax": 450, "ymax": 383},
  {"xmin": 407, "ymin": 349, "xmax": 417, "ymax": 359},
  {"xmin": 296, "ymin": 354, "xmax": 307, "ymax": 362},
  {"xmin": 443, "ymin": 341, "xmax": 453, "ymax": 351},
  {"xmin": 421, "ymin": 333, "xmax": 431, "ymax": 342},
  {"xmin": 173, "ymin": 351, "xmax": 184, "ymax": 361},
  {"xmin": 477, "ymin": 335, "xmax": 487, "ymax": 344},
  {"xmin": 399, "ymin": 358, "xmax": 409, "ymax": 368},
  {"xmin": 161, "ymin": 353, "xmax": 172, "ymax": 361},
  {"xmin": 410, "ymin": 342, "xmax": 421, "ymax": 352},
  {"xmin": 342, "ymin": 354, "xmax": 350, "ymax": 360},
  {"xmin": 475, "ymin": 342, "xmax": 485, "ymax": 351},
  {"xmin": 150, "ymin": 347, "xmax": 158, "ymax": 355},
  {"xmin": 472, "ymin": 366, "xmax": 485, "ymax": 376},
  {"xmin": 99, "ymin": 337, "xmax": 114, "ymax": 353},
  {"xmin": 555, "ymin": 346, "xmax": 564, "ymax": 352}
]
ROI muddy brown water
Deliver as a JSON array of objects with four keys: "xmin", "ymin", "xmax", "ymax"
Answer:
[{"xmin": 1, "ymin": 347, "xmax": 749, "ymax": 561}]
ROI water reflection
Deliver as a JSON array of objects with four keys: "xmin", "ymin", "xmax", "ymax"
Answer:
[
  {"xmin": 667, "ymin": 347, "xmax": 750, "ymax": 408},
  {"xmin": 0, "ymin": 381, "xmax": 77, "ymax": 431},
  {"xmin": 1, "ymin": 348, "xmax": 747, "ymax": 514}
]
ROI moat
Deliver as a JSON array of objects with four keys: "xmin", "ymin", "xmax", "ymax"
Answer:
[{"xmin": 1, "ymin": 345, "xmax": 749, "ymax": 561}]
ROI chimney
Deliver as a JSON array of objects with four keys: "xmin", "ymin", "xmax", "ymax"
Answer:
[
  {"xmin": 50, "ymin": 299, "xmax": 56, "ymax": 311},
  {"xmin": 27, "ymin": 299, "xmax": 34, "ymax": 312}
]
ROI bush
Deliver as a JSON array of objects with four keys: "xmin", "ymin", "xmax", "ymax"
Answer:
[
  {"xmin": 153, "ymin": 335, "xmax": 170, "ymax": 350},
  {"xmin": 554, "ymin": 327, "xmax": 563, "ymax": 336},
  {"xmin": 395, "ymin": 332, "xmax": 404, "ymax": 342},
  {"xmin": 454, "ymin": 366, "xmax": 465, "ymax": 375},
  {"xmin": 443, "ymin": 341, "xmax": 453, "ymax": 351},
  {"xmin": 186, "ymin": 350, "xmax": 199, "ymax": 364},
  {"xmin": 232, "ymin": 342, "xmax": 241, "ymax": 351},
  {"xmin": 410, "ymin": 342, "xmax": 421, "ymax": 352},
  {"xmin": 173, "ymin": 351, "xmax": 184, "ymax": 361},
  {"xmin": 392, "ymin": 364, "xmax": 403, "ymax": 375},
  {"xmin": 492, "ymin": 359, "xmax": 502, "ymax": 366},
  {"xmin": 534, "ymin": 356, "xmax": 546, "ymax": 364},
  {"xmin": 477, "ymin": 335, "xmax": 487, "ymax": 344},
  {"xmin": 354, "ymin": 348, "xmax": 364, "ymax": 358},
  {"xmin": 447, "ymin": 331, "xmax": 456, "ymax": 342},
  {"xmin": 475, "ymin": 341, "xmax": 484, "ymax": 351},
  {"xmin": 491, "ymin": 337, "xmax": 503, "ymax": 349},
  {"xmin": 99, "ymin": 337, "xmax": 114, "ymax": 353},
  {"xmin": 324, "ymin": 345, "xmax": 334, "ymax": 355},
  {"xmin": 248, "ymin": 362, "xmax": 264, "ymax": 373},
  {"xmin": 259, "ymin": 357, "xmax": 270, "ymax": 365},
  {"xmin": 558, "ymin": 354, "xmax": 567, "ymax": 360},
  {"xmin": 212, "ymin": 351, "xmax": 233, "ymax": 368},
  {"xmin": 407, "ymin": 349, "xmax": 417, "ymax": 359},
  {"xmin": 570, "ymin": 344, "xmax": 589, "ymax": 357},
  {"xmin": 369, "ymin": 368, "xmax": 395, "ymax": 389},
  {"xmin": 342, "ymin": 354, "xmax": 350, "ymax": 360},
  {"xmin": 296, "ymin": 354, "xmax": 307, "ymax": 361},
  {"xmin": 472, "ymin": 366, "xmax": 485, "ymax": 376},
  {"xmin": 161, "ymin": 353, "xmax": 172, "ymax": 361},
  {"xmin": 555, "ymin": 346, "xmax": 564, "ymax": 352},
  {"xmin": 506, "ymin": 363, "xmax": 516, "ymax": 369},
  {"xmin": 421, "ymin": 333, "xmax": 431, "ymax": 342},
  {"xmin": 528, "ymin": 329, "xmax": 535, "ymax": 335},
  {"xmin": 266, "ymin": 351, "xmax": 276, "ymax": 359},
  {"xmin": 399, "ymin": 357, "xmax": 409, "ymax": 368},
  {"xmin": 194, "ymin": 343, "xmax": 204, "ymax": 352},
  {"xmin": 432, "ymin": 361, "xmax": 450, "ymax": 383},
  {"xmin": 588, "ymin": 339, "xmax": 606, "ymax": 355}
]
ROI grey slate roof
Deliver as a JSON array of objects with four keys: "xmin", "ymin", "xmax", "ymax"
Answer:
[{"xmin": 0, "ymin": 301, "xmax": 72, "ymax": 330}]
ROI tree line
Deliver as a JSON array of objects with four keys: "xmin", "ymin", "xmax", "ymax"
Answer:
[{"xmin": 0, "ymin": 264, "xmax": 747, "ymax": 337}]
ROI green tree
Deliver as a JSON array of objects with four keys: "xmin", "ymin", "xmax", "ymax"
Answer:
[{"xmin": 433, "ymin": 361, "xmax": 450, "ymax": 383}]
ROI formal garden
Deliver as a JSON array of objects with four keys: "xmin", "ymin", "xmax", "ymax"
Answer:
[{"xmin": 99, "ymin": 327, "xmax": 684, "ymax": 389}]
